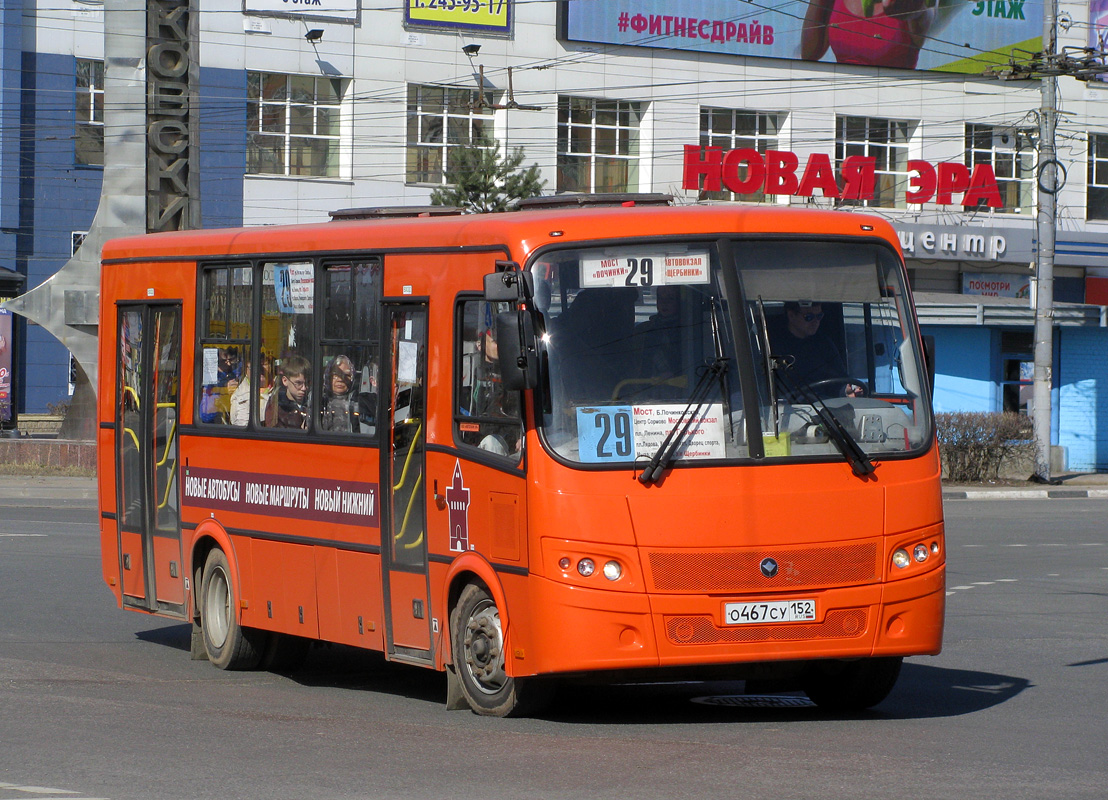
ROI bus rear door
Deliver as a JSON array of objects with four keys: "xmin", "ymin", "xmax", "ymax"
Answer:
[{"xmin": 114, "ymin": 303, "xmax": 186, "ymax": 617}]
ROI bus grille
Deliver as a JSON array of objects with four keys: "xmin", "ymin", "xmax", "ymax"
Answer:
[
  {"xmin": 646, "ymin": 542, "xmax": 879, "ymax": 593},
  {"xmin": 664, "ymin": 609, "xmax": 868, "ymax": 646}
]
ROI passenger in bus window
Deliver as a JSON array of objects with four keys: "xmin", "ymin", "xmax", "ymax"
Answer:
[
  {"xmin": 228, "ymin": 360, "xmax": 251, "ymax": 427},
  {"xmin": 352, "ymin": 359, "xmax": 378, "ymax": 435},
  {"xmin": 257, "ymin": 352, "xmax": 276, "ymax": 422},
  {"xmin": 199, "ymin": 346, "xmax": 242, "ymax": 424},
  {"xmin": 264, "ymin": 355, "xmax": 311, "ymax": 429},
  {"xmin": 320, "ymin": 354, "xmax": 356, "ymax": 433}
]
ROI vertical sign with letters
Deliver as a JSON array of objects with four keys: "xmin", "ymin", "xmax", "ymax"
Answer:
[{"xmin": 147, "ymin": 0, "xmax": 196, "ymax": 232}]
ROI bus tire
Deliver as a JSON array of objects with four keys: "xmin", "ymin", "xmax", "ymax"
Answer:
[
  {"xmin": 450, "ymin": 583, "xmax": 552, "ymax": 717},
  {"xmin": 200, "ymin": 548, "xmax": 264, "ymax": 670},
  {"xmin": 802, "ymin": 656, "xmax": 903, "ymax": 712}
]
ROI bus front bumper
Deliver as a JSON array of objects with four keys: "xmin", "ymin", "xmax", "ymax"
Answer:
[{"xmin": 513, "ymin": 565, "xmax": 945, "ymax": 678}]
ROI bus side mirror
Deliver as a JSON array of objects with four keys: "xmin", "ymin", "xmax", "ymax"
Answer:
[
  {"xmin": 484, "ymin": 269, "xmax": 534, "ymax": 302},
  {"xmin": 496, "ymin": 311, "xmax": 538, "ymax": 391},
  {"xmin": 922, "ymin": 335, "xmax": 936, "ymax": 395}
]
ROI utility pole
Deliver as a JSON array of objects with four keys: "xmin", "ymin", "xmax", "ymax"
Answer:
[
  {"xmin": 987, "ymin": 1, "xmax": 1108, "ymax": 482},
  {"xmin": 1035, "ymin": 0, "xmax": 1058, "ymax": 483}
]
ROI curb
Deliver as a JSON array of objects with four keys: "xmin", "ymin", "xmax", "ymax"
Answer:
[{"xmin": 943, "ymin": 488, "xmax": 1108, "ymax": 501}]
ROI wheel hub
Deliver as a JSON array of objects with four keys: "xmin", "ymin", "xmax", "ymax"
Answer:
[{"xmin": 463, "ymin": 604, "xmax": 505, "ymax": 693}]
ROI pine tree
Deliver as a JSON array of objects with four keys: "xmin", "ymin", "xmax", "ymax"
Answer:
[{"xmin": 430, "ymin": 142, "xmax": 546, "ymax": 213}]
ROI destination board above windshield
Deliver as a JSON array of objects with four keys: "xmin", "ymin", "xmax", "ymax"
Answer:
[{"xmin": 580, "ymin": 250, "xmax": 711, "ymax": 288}]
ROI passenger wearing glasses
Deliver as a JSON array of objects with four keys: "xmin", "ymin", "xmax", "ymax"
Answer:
[
  {"xmin": 264, "ymin": 355, "xmax": 311, "ymax": 429},
  {"xmin": 320, "ymin": 354, "xmax": 356, "ymax": 433},
  {"xmin": 775, "ymin": 301, "xmax": 862, "ymax": 397}
]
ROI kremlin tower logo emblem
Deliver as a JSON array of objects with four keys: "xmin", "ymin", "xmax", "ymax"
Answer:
[{"xmin": 446, "ymin": 460, "xmax": 470, "ymax": 552}]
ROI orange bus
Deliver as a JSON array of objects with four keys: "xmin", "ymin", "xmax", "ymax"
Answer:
[{"xmin": 97, "ymin": 197, "xmax": 944, "ymax": 716}]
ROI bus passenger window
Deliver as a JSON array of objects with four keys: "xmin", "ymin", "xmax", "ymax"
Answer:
[
  {"xmin": 260, "ymin": 261, "xmax": 315, "ymax": 430},
  {"xmin": 455, "ymin": 299, "xmax": 523, "ymax": 460},
  {"xmin": 318, "ymin": 259, "xmax": 382, "ymax": 436},
  {"xmin": 198, "ymin": 265, "xmax": 252, "ymax": 426}
]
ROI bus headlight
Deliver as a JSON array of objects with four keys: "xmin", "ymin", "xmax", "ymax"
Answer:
[
  {"xmin": 577, "ymin": 558, "xmax": 596, "ymax": 577},
  {"xmin": 892, "ymin": 549, "xmax": 911, "ymax": 569},
  {"xmin": 913, "ymin": 544, "xmax": 929, "ymax": 563},
  {"xmin": 603, "ymin": 560, "xmax": 622, "ymax": 581}
]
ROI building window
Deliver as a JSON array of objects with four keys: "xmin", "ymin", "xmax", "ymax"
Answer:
[
  {"xmin": 247, "ymin": 72, "xmax": 346, "ymax": 178},
  {"xmin": 1087, "ymin": 133, "xmax": 1108, "ymax": 220},
  {"xmin": 76, "ymin": 59, "xmax": 104, "ymax": 166},
  {"xmin": 965, "ymin": 124, "xmax": 1034, "ymax": 214},
  {"xmin": 835, "ymin": 116, "xmax": 913, "ymax": 209},
  {"xmin": 405, "ymin": 84, "xmax": 494, "ymax": 185},
  {"xmin": 557, "ymin": 97, "xmax": 643, "ymax": 194},
  {"xmin": 698, "ymin": 108, "xmax": 781, "ymax": 202}
]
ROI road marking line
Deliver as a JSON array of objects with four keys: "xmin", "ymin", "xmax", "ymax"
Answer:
[
  {"xmin": 1006, "ymin": 544, "xmax": 1029, "ymax": 547},
  {"xmin": 950, "ymin": 585, "xmax": 975, "ymax": 590},
  {"xmin": 0, "ymin": 787, "xmax": 78, "ymax": 794},
  {"xmin": 0, "ymin": 533, "xmax": 48, "ymax": 538},
  {"xmin": 972, "ymin": 581, "xmax": 995, "ymax": 586},
  {"xmin": 997, "ymin": 578, "xmax": 1018, "ymax": 582}
]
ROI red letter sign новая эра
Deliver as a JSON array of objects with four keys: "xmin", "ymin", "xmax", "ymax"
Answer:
[{"xmin": 683, "ymin": 145, "xmax": 1004, "ymax": 208}]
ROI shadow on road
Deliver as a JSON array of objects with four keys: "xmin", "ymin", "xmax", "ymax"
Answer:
[
  {"xmin": 136, "ymin": 624, "xmax": 445, "ymax": 705},
  {"xmin": 133, "ymin": 625, "xmax": 1028, "ymax": 723},
  {"xmin": 538, "ymin": 662, "xmax": 1031, "ymax": 725}
]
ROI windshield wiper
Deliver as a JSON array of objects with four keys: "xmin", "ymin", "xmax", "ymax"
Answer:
[
  {"xmin": 755, "ymin": 297, "xmax": 780, "ymax": 438},
  {"xmin": 773, "ymin": 369, "xmax": 876, "ymax": 477},
  {"xmin": 638, "ymin": 357, "xmax": 728, "ymax": 486}
]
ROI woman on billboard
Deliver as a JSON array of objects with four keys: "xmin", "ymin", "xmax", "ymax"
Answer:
[{"xmin": 802, "ymin": 0, "xmax": 938, "ymax": 70}]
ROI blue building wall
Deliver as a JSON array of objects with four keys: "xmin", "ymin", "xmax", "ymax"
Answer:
[
  {"xmin": 18, "ymin": 51, "xmax": 97, "ymax": 413},
  {"xmin": 0, "ymin": 2, "xmax": 22, "ymax": 272},
  {"xmin": 198, "ymin": 66, "xmax": 245, "ymax": 229},
  {"xmin": 1057, "ymin": 327, "xmax": 1108, "ymax": 472},
  {"xmin": 7, "ymin": 61, "xmax": 245, "ymax": 413},
  {"xmin": 922, "ymin": 325, "xmax": 995, "ymax": 413}
]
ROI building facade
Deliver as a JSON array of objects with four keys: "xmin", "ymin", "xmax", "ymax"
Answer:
[{"xmin": 1, "ymin": 0, "xmax": 1107, "ymax": 469}]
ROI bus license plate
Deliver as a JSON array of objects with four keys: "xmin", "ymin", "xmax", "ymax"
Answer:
[{"xmin": 724, "ymin": 599, "xmax": 816, "ymax": 625}]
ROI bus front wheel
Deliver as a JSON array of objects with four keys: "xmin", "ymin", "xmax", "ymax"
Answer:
[
  {"xmin": 200, "ymin": 548, "xmax": 265, "ymax": 670},
  {"xmin": 802, "ymin": 656, "xmax": 903, "ymax": 711},
  {"xmin": 450, "ymin": 583, "xmax": 551, "ymax": 717}
]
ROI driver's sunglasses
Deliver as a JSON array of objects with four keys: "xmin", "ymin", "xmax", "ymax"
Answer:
[{"xmin": 801, "ymin": 312, "xmax": 824, "ymax": 322}]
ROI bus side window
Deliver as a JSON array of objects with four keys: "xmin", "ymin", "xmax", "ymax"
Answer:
[
  {"xmin": 318, "ymin": 259, "xmax": 382, "ymax": 436},
  {"xmin": 454, "ymin": 299, "xmax": 523, "ymax": 461},
  {"xmin": 260, "ymin": 261, "xmax": 315, "ymax": 430},
  {"xmin": 198, "ymin": 266, "xmax": 251, "ymax": 425}
]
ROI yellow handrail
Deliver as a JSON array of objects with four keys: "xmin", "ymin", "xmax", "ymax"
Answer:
[
  {"xmin": 394, "ymin": 472, "xmax": 424, "ymax": 548},
  {"xmin": 392, "ymin": 421, "xmax": 423, "ymax": 491}
]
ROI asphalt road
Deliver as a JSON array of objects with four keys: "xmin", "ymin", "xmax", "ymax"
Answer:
[{"xmin": 0, "ymin": 496, "xmax": 1105, "ymax": 800}]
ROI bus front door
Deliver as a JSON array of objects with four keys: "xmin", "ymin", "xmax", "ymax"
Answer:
[
  {"xmin": 382, "ymin": 304, "xmax": 433, "ymax": 663},
  {"xmin": 114, "ymin": 304, "xmax": 186, "ymax": 617}
]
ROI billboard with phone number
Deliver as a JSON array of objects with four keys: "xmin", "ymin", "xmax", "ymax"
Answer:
[
  {"xmin": 561, "ymin": 0, "xmax": 1042, "ymax": 74},
  {"xmin": 407, "ymin": 0, "xmax": 511, "ymax": 34}
]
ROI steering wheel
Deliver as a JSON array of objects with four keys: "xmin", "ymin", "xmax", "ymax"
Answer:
[{"xmin": 804, "ymin": 377, "xmax": 869, "ymax": 398}]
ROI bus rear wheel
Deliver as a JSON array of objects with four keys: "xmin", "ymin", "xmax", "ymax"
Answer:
[
  {"xmin": 450, "ymin": 583, "xmax": 551, "ymax": 717},
  {"xmin": 802, "ymin": 656, "xmax": 903, "ymax": 712},
  {"xmin": 200, "ymin": 548, "xmax": 265, "ymax": 670}
]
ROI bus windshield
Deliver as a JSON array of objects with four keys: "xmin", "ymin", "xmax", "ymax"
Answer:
[{"xmin": 532, "ymin": 238, "xmax": 930, "ymax": 468}]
